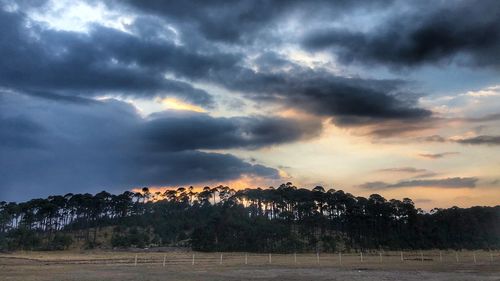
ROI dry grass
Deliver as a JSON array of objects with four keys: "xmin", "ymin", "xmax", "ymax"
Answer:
[{"xmin": 0, "ymin": 250, "xmax": 499, "ymax": 281}]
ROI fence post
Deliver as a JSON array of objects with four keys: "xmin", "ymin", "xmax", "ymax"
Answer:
[
  {"xmin": 192, "ymin": 253, "xmax": 195, "ymax": 265},
  {"xmin": 294, "ymin": 252, "xmax": 297, "ymax": 264},
  {"xmin": 379, "ymin": 252, "xmax": 382, "ymax": 263},
  {"xmin": 360, "ymin": 251, "xmax": 363, "ymax": 262},
  {"xmin": 473, "ymin": 252, "xmax": 476, "ymax": 264},
  {"xmin": 220, "ymin": 253, "xmax": 223, "ymax": 265},
  {"xmin": 420, "ymin": 251, "xmax": 424, "ymax": 263},
  {"xmin": 245, "ymin": 253, "xmax": 248, "ymax": 265},
  {"xmin": 134, "ymin": 254, "xmax": 137, "ymax": 266},
  {"xmin": 455, "ymin": 251, "xmax": 459, "ymax": 263},
  {"xmin": 317, "ymin": 252, "xmax": 320, "ymax": 264},
  {"xmin": 339, "ymin": 252, "xmax": 342, "ymax": 265},
  {"xmin": 269, "ymin": 253, "xmax": 272, "ymax": 264},
  {"xmin": 163, "ymin": 254, "xmax": 166, "ymax": 267},
  {"xmin": 400, "ymin": 251, "xmax": 404, "ymax": 262},
  {"xmin": 490, "ymin": 252, "xmax": 494, "ymax": 262},
  {"xmin": 439, "ymin": 251, "xmax": 442, "ymax": 262}
]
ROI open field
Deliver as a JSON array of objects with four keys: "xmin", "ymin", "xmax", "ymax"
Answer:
[{"xmin": 1, "ymin": 250, "xmax": 499, "ymax": 281}]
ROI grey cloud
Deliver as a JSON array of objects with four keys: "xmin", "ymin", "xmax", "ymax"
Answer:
[
  {"xmin": 0, "ymin": 92, "xmax": 296, "ymax": 201},
  {"xmin": 0, "ymin": 8, "xmax": 434, "ymax": 131},
  {"xmin": 378, "ymin": 167, "xmax": 428, "ymax": 173},
  {"xmin": 464, "ymin": 113, "xmax": 500, "ymax": 123},
  {"xmin": 454, "ymin": 135, "xmax": 500, "ymax": 145},
  {"xmin": 0, "ymin": 9, "xmax": 215, "ymax": 106},
  {"xmin": 0, "ymin": 115, "xmax": 46, "ymax": 149},
  {"xmin": 303, "ymin": 0, "xmax": 500, "ymax": 68},
  {"xmin": 419, "ymin": 152, "xmax": 459, "ymax": 159},
  {"xmin": 358, "ymin": 181, "xmax": 390, "ymax": 190},
  {"xmin": 359, "ymin": 177, "xmax": 478, "ymax": 190},
  {"xmin": 114, "ymin": 0, "xmax": 393, "ymax": 44},
  {"xmin": 214, "ymin": 66, "xmax": 432, "ymax": 124},
  {"xmin": 421, "ymin": 135, "xmax": 447, "ymax": 143},
  {"xmin": 376, "ymin": 167, "xmax": 438, "ymax": 179},
  {"xmin": 143, "ymin": 111, "xmax": 322, "ymax": 151}
]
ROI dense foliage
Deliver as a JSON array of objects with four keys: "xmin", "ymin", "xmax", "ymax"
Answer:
[{"xmin": 1, "ymin": 183, "xmax": 499, "ymax": 252}]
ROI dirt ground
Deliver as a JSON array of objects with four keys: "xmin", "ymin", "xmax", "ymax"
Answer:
[{"xmin": 1, "ymin": 251, "xmax": 499, "ymax": 281}]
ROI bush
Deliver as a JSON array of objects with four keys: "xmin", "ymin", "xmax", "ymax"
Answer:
[
  {"xmin": 49, "ymin": 233, "xmax": 73, "ymax": 250},
  {"xmin": 7, "ymin": 227, "xmax": 40, "ymax": 250},
  {"xmin": 111, "ymin": 226, "xmax": 151, "ymax": 248}
]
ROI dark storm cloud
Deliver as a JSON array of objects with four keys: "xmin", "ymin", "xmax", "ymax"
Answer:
[
  {"xmin": 5, "ymin": 0, "xmax": 489, "ymax": 202},
  {"xmin": 0, "ymin": 115, "xmax": 45, "ymax": 149},
  {"xmin": 454, "ymin": 135, "xmax": 500, "ymax": 145},
  {"xmin": 0, "ymin": 7, "xmax": 434, "ymax": 129},
  {"xmin": 1, "ymin": 92, "xmax": 320, "ymax": 201},
  {"xmin": 214, "ymin": 66, "xmax": 432, "ymax": 124},
  {"xmin": 114, "ymin": 0, "xmax": 393, "ymax": 44},
  {"xmin": 143, "ymin": 111, "xmax": 322, "ymax": 151},
  {"xmin": 303, "ymin": 0, "xmax": 500, "ymax": 68},
  {"xmin": 359, "ymin": 177, "xmax": 478, "ymax": 190},
  {"xmin": 0, "ymin": 9, "xmax": 215, "ymax": 106},
  {"xmin": 117, "ymin": 0, "xmax": 291, "ymax": 43},
  {"xmin": 106, "ymin": 1, "xmax": 434, "ymax": 129}
]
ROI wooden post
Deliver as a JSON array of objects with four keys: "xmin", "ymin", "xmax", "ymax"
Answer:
[
  {"xmin": 245, "ymin": 253, "xmax": 248, "ymax": 265},
  {"xmin": 220, "ymin": 253, "xmax": 223, "ymax": 265},
  {"xmin": 316, "ymin": 252, "xmax": 320, "ymax": 264},
  {"xmin": 400, "ymin": 251, "xmax": 404, "ymax": 262},
  {"xmin": 473, "ymin": 252, "xmax": 476, "ymax": 264},
  {"xmin": 134, "ymin": 254, "xmax": 137, "ymax": 266},
  {"xmin": 269, "ymin": 253, "xmax": 272, "ymax": 264},
  {"xmin": 379, "ymin": 252, "xmax": 382, "ymax": 263},
  {"xmin": 294, "ymin": 252, "xmax": 297, "ymax": 264},
  {"xmin": 360, "ymin": 251, "xmax": 363, "ymax": 262},
  {"xmin": 439, "ymin": 251, "xmax": 442, "ymax": 262},
  {"xmin": 455, "ymin": 251, "xmax": 459, "ymax": 263},
  {"xmin": 490, "ymin": 252, "xmax": 494, "ymax": 262},
  {"xmin": 163, "ymin": 254, "xmax": 166, "ymax": 267},
  {"xmin": 420, "ymin": 251, "xmax": 424, "ymax": 263},
  {"xmin": 192, "ymin": 253, "xmax": 195, "ymax": 265},
  {"xmin": 339, "ymin": 252, "xmax": 342, "ymax": 265}
]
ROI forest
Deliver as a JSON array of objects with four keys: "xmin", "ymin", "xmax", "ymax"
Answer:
[{"xmin": 1, "ymin": 183, "xmax": 499, "ymax": 252}]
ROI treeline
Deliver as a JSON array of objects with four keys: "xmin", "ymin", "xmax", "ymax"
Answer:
[{"xmin": 1, "ymin": 183, "xmax": 499, "ymax": 252}]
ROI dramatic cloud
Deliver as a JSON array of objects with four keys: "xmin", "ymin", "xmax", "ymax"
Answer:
[
  {"xmin": 215, "ymin": 65, "xmax": 432, "ymax": 125},
  {"xmin": 359, "ymin": 177, "xmax": 478, "ymax": 190},
  {"xmin": 454, "ymin": 135, "xmax": 500, "ymax": 146},
  {"xmin": 0, "ymin": 5, "xmax": 435, "ymax": 133},
  {"xmin": 143, "ymin": 111, "xmax": 322, "ymax": 151},
  {"xmin": 114, "ymin": 0, "xmax": 392, "ymax": 44},
  {"xmin": 418, "ymin": 152, "xmax": 459, "ymax": 159},
  {"xmin": 0, "ymin": 92, "xmax": 322, "ymax": 200},
  {"xmin": 0, "ymin": 9, "xmax": 216, "ymax": 106},
  {"xmin": 303, "ymin": 0, "xmax": 500, "ymax": 68},
  {"xmin": 1, "ymin": 0, "xmax": 499, "ymax": 207}
]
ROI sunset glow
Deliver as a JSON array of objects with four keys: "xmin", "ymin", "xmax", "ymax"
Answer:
[{"xmin": 160, "ymin": 97, "xmax": 206, "ymax": 113}]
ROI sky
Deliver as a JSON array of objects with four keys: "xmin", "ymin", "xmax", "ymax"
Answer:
[{"xmin": 0, "ymin": 0, "xmax": 499, "ymax": 209}]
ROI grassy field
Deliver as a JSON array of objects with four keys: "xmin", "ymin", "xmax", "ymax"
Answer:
[{"xmin": 1, "ymin": 250, "xmax": 499, "ymax": 281}]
